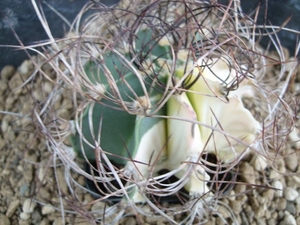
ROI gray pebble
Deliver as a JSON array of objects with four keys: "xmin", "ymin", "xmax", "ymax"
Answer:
[
  {"xmin": 286, "ymin": 202, "xmax": 297, "ymax": 215},
  {"xmin": 267, "ymin": 218, "xmax": 276, "ymax": 225},
  {"xmin": 19, "ymin": 184, "xmax": 29, "ymax": 197},
  {"xmin": 278, "ymin": 211, "xmax": 285, "ymax": 220},
  {"xmin": 31, "ymin": 211, "xmax": 42, "ymax": 224},
  {"xmin": 240, "ymin": 212, "xmax": 249, "ymax": 225}
]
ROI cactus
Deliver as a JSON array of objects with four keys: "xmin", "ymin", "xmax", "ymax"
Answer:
[{"xmin": 70, "ymin": 25, "xmax": 261, "ymax": 203}]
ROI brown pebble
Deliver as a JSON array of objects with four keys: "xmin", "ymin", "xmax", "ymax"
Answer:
[
  {"xmin": 5, "ymin": 199, "xmax": 20, "ymax": 218},
  {"xmin": 0, "ymin": 214, "xmax": 10, "ymax": 225},
  {"xmin": 1, "ymin": 65, "xmax": 15, "ymax": 80},
  {"xmin": 125, "ymin": 217, "xmax": 137, "ymax": 225},
  {"xmin": 240, "ymin": 162, "xmax": 256, "ymax": 184},
  {"xmin": 17, "ymin": 60, "xmax": 33, "ymax": 77},
  {"xmin": 284, "ymin": 151, "xmax": 298, "ymax": 172},
  {"xmin": 0, "ymin": 80, "xmax": 8, "ymax": 94},
  {"xmin": 8, "ymin": 72, "xmax": 24, "ymax": 95}
]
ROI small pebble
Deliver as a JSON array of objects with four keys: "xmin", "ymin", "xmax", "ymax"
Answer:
[
  {"xmin": 229, "ymin": 200, "xmax": 243, "ymax": 215},
  {"xmin": 279, "ymin": 212, "xmax": 297, "ymax": 225},
  {"xmin": 32, "ymin": 90, "xmax": 44, "ymax": 102},
  {"xmin": 42, "ymin": 204, "xmax": 55, "ymax": 215},
  {"xmin": 295, "ymin": 196, "xmax": 300, "ymax": 205},
  {"xmin": 276, "ymin": 198, "xmax": 287, "ymax": 211},
  {"xmin": 91, "ymin": 201, "xmax": 106, "ymax": 211},
  {"xmin": 43, "ymin": 82, "xmax": 54, "ymax": 94},
  {"xmin": 6, "ymin": 199, "xmax": 20, "ymax": 217},
  {"xmin": 267, "ymin": 218, "xmax": 277, "ymax": 225},
  {"xmin": 1, "ymin": 119, "xmax": 9, "ymax": 133},
  {"xmin": 272, "ymin": 180, "xmax": 283, "ymax": 197},
  {"xmin": 22, "ymin": 198, "xmax": 37, "ymax": 213},
  {"xmin": 256, "ymin": 218, "xmax": 266, "ymax": 225},
  {"xmin": 240, "ymin": 162, "xmax": 256, "ymax": 184},
  {"xmin": 251, "ymin": 155, "xmax": 267, "ymax": 171},
  {"xmin": 254, "ymin": 205, "xmax": 266, "ymax": 219},
  {"xmin": 284, "ymin": 150, "xmax": 298, "ymax": 172},
  {"xmin": 286, "ymin": 202, "xmax": 296, "ymax": 215},
  {"xmin": 1, "ymin": 65, "xmax": 15, "ymax": 79},
  {"xmin": 262, "ymin": 189, "xmax": 274, "ymax": 202},
  {"xmin": 292, "ymin": 176, "xmax": 300, "ymax": 186},
  {"xmin": 0, "ymin": 80, "xmax": 8, "ymax": 93},
  {"xmin": 125, "ymin": 217, "xmax": 137, "ymax": 225},
  {"xmin": 19, "ymin": 183, "xmax": 30, "ymax": 197},
  {"xmin": 17, "ymin": 59, "xmax": 33, "ymax": 76},
  {"xmin": 8, "ymin": 72, "xmax": 23, "ymax": 93},
  {"xmin": 0, "ymin": 213, "xmax": 11, "ymax": 225},
  {"xmin": 217, "ymin": 205, "xmax": 231, "ymax": 219},
  {"xmin": 52, "ymin": 217, "xmax": 64, "ymax": 225},
  {"xmin": 284, "ymin": 187, "xmax": 299, "ymax": 201},
  {"xmin": 31, "ymin": 211, "xmax": 42, "ymax": 224},
  {"xmin": 19, "ymin": 212, "xmax": 30, "ymax": 221}
]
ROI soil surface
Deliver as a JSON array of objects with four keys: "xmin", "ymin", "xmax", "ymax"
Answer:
[{"xmin": 1, "ymin": 55, "xmax": 300, "ymax": 225}]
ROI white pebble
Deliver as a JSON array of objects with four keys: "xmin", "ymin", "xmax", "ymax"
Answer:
[
  {"xmin": 284, "ymin": 187, "xmax": 299, "ymax": 201},
  {"xmin": 279, "ymin": 212, "xmax": 297, "ymax": 225},
  {"xmin": 42, "ymin": 204, "xmax": 55, "ymax": 215},
  {"xmin": 22, "ymin": 198, "xmax": 36, "ymax": 213},
  {"xmin": 272, "ymin": 180, "xmax": 283, "ymax": 197},
  {"xmin": 20, "ymin": 212, "xmax": 30, "ymax": 221}
]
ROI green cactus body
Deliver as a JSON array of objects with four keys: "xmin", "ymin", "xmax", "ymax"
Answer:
[{"xmin": 70, "ymin": 29, "xmax": 171, "ymax": 166}]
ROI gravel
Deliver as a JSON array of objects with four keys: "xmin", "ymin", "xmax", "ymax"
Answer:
[{"xmin": 0, "ymin": 50, "xmax": 300, "ymax": 224}]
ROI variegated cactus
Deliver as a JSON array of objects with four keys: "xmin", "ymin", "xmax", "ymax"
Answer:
[{"xmin": 70, "ymin": 24, "xmax": 261, "ymax": 204}]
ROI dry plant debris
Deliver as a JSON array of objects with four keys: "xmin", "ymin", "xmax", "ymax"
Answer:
[{"xmin": 1, "ymin": 0, "xmax": 300, "ymax": 224}]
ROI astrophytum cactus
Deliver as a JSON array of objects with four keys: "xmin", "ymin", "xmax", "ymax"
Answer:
[{"xmin": 69, "ymin": 26, "xmax": 261, "ymax": 204}]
